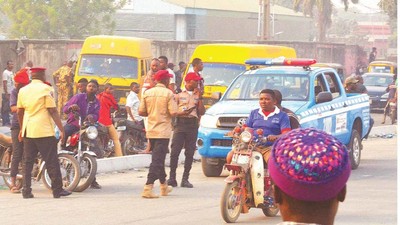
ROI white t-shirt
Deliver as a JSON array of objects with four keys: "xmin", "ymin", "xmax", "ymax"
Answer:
[
  {"xmin": 167, "ymin": 68, "xmax": 176, "ymax": 84},
  {"xmin": 125, "ymin": 91, "xmax": 143, "ymax": 121},
  {"xmin": 2, "ymin": 69, "xmax": 14, "ymax": 94}
]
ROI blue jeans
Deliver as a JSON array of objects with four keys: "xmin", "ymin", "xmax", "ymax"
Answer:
[{"xmin": 1, "ymin": 94, "xmax": 10, "ymax": 125}]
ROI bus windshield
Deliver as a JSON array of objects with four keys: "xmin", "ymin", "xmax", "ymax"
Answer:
[
  {"xmin": 189, "ymin": 63, "xmax": 246, "ymax": 86},
  {"xmin": 78, "ymin": 55, "xmax": 138, "ymax": 79},
  {"xmin": 224, "ymin": 74, "xmax": 309, "ymax": 101}
]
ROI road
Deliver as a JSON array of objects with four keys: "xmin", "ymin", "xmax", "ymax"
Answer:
[{"xmin": 0, "ymin": 135, "xmax": 396, "ymax": 225}]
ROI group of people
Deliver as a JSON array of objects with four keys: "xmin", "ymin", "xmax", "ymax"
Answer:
[
  {"xmin": 2, "ymin": 56, "xmax": 354, "ymax": 224},
  {"xmin": 137, "ymin": 55, "xmax": 205, "ymax": 198}
]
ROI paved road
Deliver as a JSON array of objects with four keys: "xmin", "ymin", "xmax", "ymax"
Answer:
[{"xmin": 0, "ymin": 135, "xmax": 396, "ymax": 225}]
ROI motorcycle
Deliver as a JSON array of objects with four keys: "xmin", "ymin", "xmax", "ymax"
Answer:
[
  {"xmin": 64, "ymin": 112, "xmax": 98, "ymax": 192},
  {"xmin": 113, "ymin": 109, "xmax": 147, "ymax": 155},
  {"xmin": 0, "ymin": 129, "xmax": 81, "ymax": 192},
  {"xmin": 220, "ymin": 125, "xmax": 279, "ymax": 223}
]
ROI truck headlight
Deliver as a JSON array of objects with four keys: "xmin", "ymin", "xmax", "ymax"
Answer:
[
  {"xmin": 86, "ymin": 126, "xmax": 98, "ymax": 140},
  {"xmin": 200, "ymin": 114, "xmax": 219, "ymax": 128}
]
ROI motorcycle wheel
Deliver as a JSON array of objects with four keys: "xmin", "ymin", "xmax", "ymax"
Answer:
[
  {"xmin": 42, "ymin": 153, "xmax": 81, "ymax": 192},
  {"xmin": 74, "ymin": 154, "xmax": 97, "ymax": 192},
  {"xmin": 262, "ymin": 186, "xmax": 279, "ymax": 217},
  {"xmin": 0, "ymin": 148, "xmax": 23, "ymax": 189},
  {"xmin": 220, "ymin": 180, "xmax": 243, "ymax": 223},
  {"xmin": 122, "ymin": 135, "xmax": 146, "ymax": 155}
]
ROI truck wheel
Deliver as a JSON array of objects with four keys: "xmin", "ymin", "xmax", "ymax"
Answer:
[
  {"xmin": 201, "ymin": 157, "xmax": 223, "ymax": 177},
  {"xmin": 348, "ymin": 129, "xmax": 361, "ymax": 170}
]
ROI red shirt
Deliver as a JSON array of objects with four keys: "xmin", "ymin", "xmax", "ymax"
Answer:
[{"xmin": 97, "ymin": 92, "xmax": 118, "ymax": 126}]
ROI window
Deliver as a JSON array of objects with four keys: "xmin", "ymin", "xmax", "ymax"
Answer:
[{"xmin": 78, "ymin": 55, "xmax": 138, "ymax": 79}]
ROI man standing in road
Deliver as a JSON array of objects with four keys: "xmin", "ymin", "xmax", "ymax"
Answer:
[
  {"xmin": 53, "ymin": 60, "xmax": 73, "ymax": 119},
  {"xmin": 158, "ymin": 56, "xmax": 176, "ymax": 92},
  {"xmin": 139, "ymin": 70, "xmax": 178, "ymax": 198},
  {"xmin": 168, "ymin": 72, "xmax": 205, "ymax": 188},
  {"xmin": 175, "ymin": 61, "xmax": 186, "ymax": 93},
  {"xmin": 369, "ymin": 47, "xmax": 377, "ymax": 63},
  {"xmin": 125, "ymin": 82, "xmax": 143, "ymax": 126},
  {"xmin": 191, "ymin": 58, "xmax": 204, "ymax": 97},
  {"xmin": 2, "ymin": 60, "xmax": 14, "ymax": 126},
  {"xmin": 17, "ymin": 67, "xmax": 71, "ymax": 199}
]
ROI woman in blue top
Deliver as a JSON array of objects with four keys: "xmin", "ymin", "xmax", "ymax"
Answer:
[{"xmin": 246, "ymin": 89, "xmax": 291, "ymax": 161}]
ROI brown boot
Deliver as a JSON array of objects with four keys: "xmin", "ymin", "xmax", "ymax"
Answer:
[
  {"xmin": 160, "ymin": 183, "xmax": 173, "ymax": 196},
  {"xmin": 141, "ymin": 184, "xmax": 159, "ymax": 198}
]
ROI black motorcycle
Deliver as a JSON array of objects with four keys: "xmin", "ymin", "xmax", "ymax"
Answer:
[{"xmin": 113, "ymin": 109, "xmax": 147, "ymax": 155}]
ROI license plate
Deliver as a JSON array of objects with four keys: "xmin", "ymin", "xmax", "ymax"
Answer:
[{"xmin": 117, "ymin": 126, "xmax": 126, "ymax": 131}]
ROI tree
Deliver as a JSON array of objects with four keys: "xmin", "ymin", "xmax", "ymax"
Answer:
[
  {"xmin": 293, "ymin": 0, "xmax": 359, "ymax": 42},
  {"xmin": 0, "ymin": 0, "xmax": 126, "ymax": 39},
  {"xmin": 378, "ymin": 0, "xmax": 397, "ymax": 47}
]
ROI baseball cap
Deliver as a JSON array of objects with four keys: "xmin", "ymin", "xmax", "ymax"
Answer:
[
  {"xmin": 14, "ymin": 68, "xmax": 30, "ymax": 84},
  {"xmin": 184, "ymin": 72, "xmax": 202, "ymax": 82},
  {"xmin": 268, "ymin": 128, "xmax": 351, "ymax": 202},
  {"xmin": 345, "ymin": 76, "xmax": 358, "ymax": 85},
  {"xmin": 154, "ymin": 70, "xmax": 173, "ymax": 81}
]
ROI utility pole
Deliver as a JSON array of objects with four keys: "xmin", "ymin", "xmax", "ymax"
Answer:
[{"xmin": 257, "ymin": 0, "xmax": 270, "ymax": 40}]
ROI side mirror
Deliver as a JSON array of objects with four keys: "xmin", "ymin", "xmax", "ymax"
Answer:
[
  {"xmin": 211, "ymin": 92, "xmax": 222, "ymax": 100},
  {"xmin": 316, "ymin": 91, "xmax": 333, "ymax": 104}
]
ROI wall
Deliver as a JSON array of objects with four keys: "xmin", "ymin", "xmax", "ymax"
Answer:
[{"xmin": 0, "ymin": 39, "xmax": 365, "ymax": 84}]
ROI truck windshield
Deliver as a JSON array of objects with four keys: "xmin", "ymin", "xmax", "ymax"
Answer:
[
  {"xmin": 78, "ymin": 55, "xmax": 138, "ymax": 79},
  {"xmin": 189, "ymin": 63, "xmax": 245, "ymax": 86},
  {"xmin": 224, "ymin": 74, "xmax": 309, "ymax": 101}
]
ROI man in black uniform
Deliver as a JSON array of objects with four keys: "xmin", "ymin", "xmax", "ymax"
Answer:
[
  {"xmin": 168, "ymin": 72, "xmax": 205, "ymax": 188},
  {"xmin": 17, "ymin": 67, "xmax": 71, "ymax": 199}
]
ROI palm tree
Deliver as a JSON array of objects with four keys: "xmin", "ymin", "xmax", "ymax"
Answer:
[{"xmin": 294, "ymin": 0, "xmax": 359, "ymax": 42}]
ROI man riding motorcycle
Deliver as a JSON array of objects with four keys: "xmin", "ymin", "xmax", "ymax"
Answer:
[{"xmin": 62, "ymin": 79, "xmax": 101, "ymax": 189}]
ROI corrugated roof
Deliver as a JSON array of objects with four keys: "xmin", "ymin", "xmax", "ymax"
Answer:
[{"xmin": 163, "ymin": 0, "xmax": 303, "ymax": 16}]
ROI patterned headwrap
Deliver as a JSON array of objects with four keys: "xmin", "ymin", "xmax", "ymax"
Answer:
[{"xmin": 268, "ymin": 128, "xmax": 351, "ymax": 201}]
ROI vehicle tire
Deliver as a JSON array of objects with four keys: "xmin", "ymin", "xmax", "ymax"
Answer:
[
  {"xmin": 42, "ymin": 153, "xmax": 81, "ymax": 192},
  {"xmin": 201, "ymin": 157, "xmax": 223, "ymax": 177},
  {"xmin": 1, "ymin": 148, "xmax": 23, "ymax": 189},
  {"xmin": 347, "ymin": 129, "xmax": 361, "ymax": 170},
  {"xmin": 121, "ymin": 135, "xmax": 146, "ymax": 155},
  {"xmin": 262, "ymin": 185, "xmax": 279, "ymax": 217},
  {"xmin": 73, "ymin": 154, "xmax": 97, "ymax": 192},
  {"xmin": 220, "ymin": 180, "xmax": 242, "ymax": 223}
]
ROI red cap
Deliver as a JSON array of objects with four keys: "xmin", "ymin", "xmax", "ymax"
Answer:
[
  {"xmin": 154, "ymin": 70, "xmax": 173, "ymax": 81},
  {"xmin": 30, "ymin": 67, "xmax": 46, "ymax": 73},
  {"xmin": 184, "ymin": 72, "xmax": 202, "ymax": 82},
  {"xmin": 14, "ymin": 69, "xmax": 30, "ymax": 84}
]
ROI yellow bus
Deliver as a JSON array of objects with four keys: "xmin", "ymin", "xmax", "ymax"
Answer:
[
  {"xmin": 183, "ymin": 44, "xmax": 297, "ymax": 107},
  {"xmin": 368, "ymin": 61, "xmax": 397, "ymax": 74},
  {"xmin": 74, "ymin": 35, "xmax": 152, "ymax": 104}
]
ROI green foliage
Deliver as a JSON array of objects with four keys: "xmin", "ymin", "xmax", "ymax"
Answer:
[
  {"xmin": 293, "ymin": 0, "xmax": 357, "ymax": 42},
  {"xmin": 0, "ymin": 0, "xmax": 126, "ymax": 39},
  {"xmin": 379, "ymin": 0, "xmax": 397, "ymax": 19}
]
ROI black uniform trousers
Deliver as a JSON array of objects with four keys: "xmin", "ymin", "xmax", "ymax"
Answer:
[
  {"xmin": 146, "ymin": 138, "xmax": 170, "ymax": 185},
  {"xmin": 169, "ymin": 117, "xmax": 198, "ymax": 181},
  {"xmin": 22, "ymin": 136, "xmax": 63, "ymax": 194}
]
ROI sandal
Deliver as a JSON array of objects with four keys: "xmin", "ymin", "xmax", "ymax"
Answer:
[{"xmin": 10, "ymin": 186, "xmax": 21, "ymax": 194}]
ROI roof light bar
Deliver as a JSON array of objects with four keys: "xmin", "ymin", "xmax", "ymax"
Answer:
[{"xmin": 245, "ymin": 57, "xmax": 317, "ymax": 67}]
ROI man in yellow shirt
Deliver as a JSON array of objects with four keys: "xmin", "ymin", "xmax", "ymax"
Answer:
[
  {"xmin": 52, "ymin": 60, "xmax": 73, "ymax": 119},
  {"xmin": 17, "ymin": 67, "xmax": 71, "ymax": 199}
]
